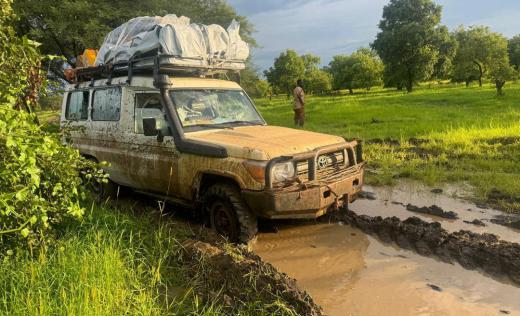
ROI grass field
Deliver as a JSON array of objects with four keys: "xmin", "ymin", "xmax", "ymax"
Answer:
[
  {"xmin": 0, "ymin": 201, "xmax": 299, "ymax": 315},
  {"xmin": 256, "ymin": 82, "xmax": 520, "ymax": 213}
]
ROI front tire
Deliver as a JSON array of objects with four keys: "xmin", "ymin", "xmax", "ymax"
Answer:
[{"xmin": 204, "ymin": 183, "xmax": 257, "ymax": 243}]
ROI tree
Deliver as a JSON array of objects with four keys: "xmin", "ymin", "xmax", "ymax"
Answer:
[
  {"xmin": 327, "ymin": 55, "xmax": 357, "ymax": 93},
  {"xmin": 237, "ymin": 63, "xmax": 269, "ymax": 98},
  {"xmin": 371, "ymin": 0, "xmax": 443, "ymax": 92},
  {"xmin": 13, "ymin": 0, "xmax": 254, "ymax": 71},
  {"xmin": 300, "ymin": 53, "xmax": 332, "ymax": 94},
  {"xmin": 452, "ymin": 26, "xmax": 510, "ymax": 88},
  {"xmin": 350, "ymin": 48, "xmax": 384, "ymax": 90},
  {"xmin": 303, "ymin": 68, "xmax": 332, "ymax": 95},
  {"xmin": 327, "ymin": 48, "xmax": 383, "ymax": 94},
  {"xmin": 508, "ymin": 35, "xmax": 520, "ymax": 71},
  {"xmin": 432, "ymin": 26, "xmax": 457, "ymax": 80},
  {"xmin": 264, "ymin": 50, "xmax": 305, "ymax": 96}
]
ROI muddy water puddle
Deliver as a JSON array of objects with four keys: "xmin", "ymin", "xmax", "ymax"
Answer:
[
  {"xmin": 253, "ymin": 182, "xmax": 520, "ymax": 315},
  {"xmin": 253, "ymin": 223, "xmax": 520, "ymax": 316},
  {"xmin": 352, "ymin": 182, "xmax": 520, "ymax": 243}
]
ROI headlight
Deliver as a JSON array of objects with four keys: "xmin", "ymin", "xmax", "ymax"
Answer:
[{"xmin": 272, "ymin": 161, "xmax": 295, "ymax": 182}]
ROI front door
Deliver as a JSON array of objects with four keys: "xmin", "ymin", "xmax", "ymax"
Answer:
[{"xmin": 125, "ymin": 91, "xmax": 179, "ymax": 196}]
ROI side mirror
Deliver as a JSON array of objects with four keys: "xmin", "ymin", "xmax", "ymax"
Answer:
[{"xmin": 143, "ymin": 118, "xmax": 158, "ymax": 136}]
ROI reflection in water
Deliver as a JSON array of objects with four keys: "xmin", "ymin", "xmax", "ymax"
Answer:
[
  {"xmin": 253, "ymin": 223, "xmax": 520, "ymax": 316},
  {"xmin": 352, "ymin": 182, "xmax": 520, "ymax": 243}
]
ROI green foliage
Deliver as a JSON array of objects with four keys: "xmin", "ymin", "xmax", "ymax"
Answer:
[
  {"xmin": 303, "ymin": 68, "xmax": 332, "ymax": 95},
  {"xmin": 0, "ymin": 108, "xmax": 90, "ymax": 248},
  {"xmin": 13, "ymin": 0, "xmax": 254, "ymax": 66},
  {"xmin": 0, "ymin": 0, "xmax": 91, "ymax": 248},
  {"xmin": 327, "ymin": 48, "xmax": 384, "ymax": 93},
  {"xmin": 238, "ymin": 65, "xmax": 270, "ymax": 98},
  {"xmin": 371, "ymin": 0, "xmax": 443, "ymax": 92},
  {"xmin": 508, "ymin": 35, "xmax": 520, "ymax": 71},
  {"xmin": 0, "ymin": 0, "xmax": 40, "ymax": 106},
  {"xmin": 265, "ymin": 51, "xmax": 332, "ymax": 96},
  {"xmin": 432, "ymin": 26, "xmax": 458, "ymax": 80},
  {"xmin": 452, "ymin": 26, "xmax": 512, "ymax": 90},
  {"xmin": 264, "ymin": 50, "xmax": 306, "ymax": 96}
]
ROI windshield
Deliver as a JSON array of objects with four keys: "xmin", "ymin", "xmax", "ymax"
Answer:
[{"xmin": 170, "ymin": 89, "xmax": 264, "ymax": 129}]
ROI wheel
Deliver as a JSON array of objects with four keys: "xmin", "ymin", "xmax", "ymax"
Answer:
[
  {"xmin": 204, "ymin": 183, "xmax": 257, "ymax": 243},
  {"xmin": 81, "ymin": 157, "xmax": 119, "ymax": 202}
]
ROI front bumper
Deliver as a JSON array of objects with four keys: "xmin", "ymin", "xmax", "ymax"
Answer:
[{"xmin": 242, "ymin": 164, "xmax": 364, "ymax": 219}]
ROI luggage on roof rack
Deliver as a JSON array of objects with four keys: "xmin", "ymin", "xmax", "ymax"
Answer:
[{"xmin": 93, "ymin": 14, "xmax": 249, "ymax": 73}]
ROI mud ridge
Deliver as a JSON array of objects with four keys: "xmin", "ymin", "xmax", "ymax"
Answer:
[
  {"xmin": 405, "ymin": 204, "xmax": 459, "ymax": 219},
  {"xmin": 491, "ymin": 215, "xmax": 520, "ymax": 230},
  {"xmin": 338, "ymin": 210, "xmax": 520, "ymax": 286},
  {"xmin": 181, "ymin": 239, "xmax": 323, "ymax": 315}
]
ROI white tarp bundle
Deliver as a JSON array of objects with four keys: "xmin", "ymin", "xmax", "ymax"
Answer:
[{"xmin": 94, "ymin": 14, "xmax": 249, "ymax": 70}]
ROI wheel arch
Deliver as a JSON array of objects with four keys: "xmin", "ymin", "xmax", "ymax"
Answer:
[{"xmin": 192, "ymin": 171, "xmax": 246, "ymax": 201}]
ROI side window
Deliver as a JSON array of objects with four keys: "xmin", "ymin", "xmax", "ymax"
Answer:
[
  {"xmin": 134, "ymin": 93, "xmax": 171, "ymax": 135},
  {"xmin": 92, "ymin": 87, "xmax": 121, "ymax": 121},
  {"xmin": 66, "ymin": 90, "xmax": 89, "ymax": 120}
]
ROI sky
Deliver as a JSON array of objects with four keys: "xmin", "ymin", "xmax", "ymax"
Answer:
[{"xmin": 227, "ymin": 0, "xmax": 520, "ymax": 71}]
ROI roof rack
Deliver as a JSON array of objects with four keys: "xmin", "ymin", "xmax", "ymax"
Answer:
[{"xmin": 72, "ymin": 54, "xmax": 244, "ymax": 85}]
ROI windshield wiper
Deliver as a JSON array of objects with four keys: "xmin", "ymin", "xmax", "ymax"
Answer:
[
  {"xmin": 217, "ymin": 120, "xmax": 263, "ymax": 126},
  {"xmin": 189, "ymin": 124, "xmax": 229, "ymax": 130}
]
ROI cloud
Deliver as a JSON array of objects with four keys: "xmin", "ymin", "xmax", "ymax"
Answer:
[
  {"xmin": 240, "ymin": 0, "xmax": 387, "ymax": 70},
  {"xmin": 228, "ymin": 0, "xmax": 520, "ymax": 71}
]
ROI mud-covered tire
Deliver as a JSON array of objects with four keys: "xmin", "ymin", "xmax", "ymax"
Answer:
[
  {"xmin": 82, "ymin": 157, "xmax": 119, "ymax": 202},
  {"xmin": 204, "ymin": 183, "xmax": 257, "ymax": 243}
]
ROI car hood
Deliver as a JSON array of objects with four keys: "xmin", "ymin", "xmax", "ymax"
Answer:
[{"xmin": 185, "ymin": 125, "xmax": 346, "ymax": 160}]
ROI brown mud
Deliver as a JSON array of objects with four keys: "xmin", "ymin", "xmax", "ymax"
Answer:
[
  {"xmin": 181, "ymin": 239, "xmax": 323, "ymax": 315},
  {"xmin": 405, "ymin": 203, "xmax": 459, "ymax": 219},
  {"xmin": 340, "ymin": 211, "xmax": 520, "ymax": 285},
  {"xmin": 253, "ymin": 223, "xmax": 520, "ymax": 316}
]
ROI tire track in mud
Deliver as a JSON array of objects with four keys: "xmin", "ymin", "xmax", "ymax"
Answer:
[{"xmin": 337, "ymin": 210, "xmax": 520, "ymax": 286}]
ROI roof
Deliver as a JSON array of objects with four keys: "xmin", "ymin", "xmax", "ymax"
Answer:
[{"xmin": 69, "ymin": 75, "xmax": 242, "ymax": 91}]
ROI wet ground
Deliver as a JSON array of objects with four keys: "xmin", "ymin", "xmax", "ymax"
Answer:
[{"xmin": 252, "ymin": 182, "xmax": 520, "ymax": 316}]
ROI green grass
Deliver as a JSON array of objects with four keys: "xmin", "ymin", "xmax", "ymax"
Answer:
[
  {"xmin": 256, "ymin": 82, "xmax": 520, "ymax": 212},
  {"xmin": 0, "ymin": 202, "xmax": 298, "ymax": 315},
  {"xmin": 257, "ymin": 83, "xmax": 520, "ymax": 139}
]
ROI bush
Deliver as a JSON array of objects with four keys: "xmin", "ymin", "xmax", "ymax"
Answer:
[
  {"xmin": 0, "ymin": 108, "xmax": 90, "ymax": 248},
  {"xmin": 0, "ymin": 0, "xmax": 92, "ymax": 250}
]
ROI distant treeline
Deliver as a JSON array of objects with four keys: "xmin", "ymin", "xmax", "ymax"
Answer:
[{"xmin": 259, "ymin": 0, "xmax": 520, "ymax": 97}]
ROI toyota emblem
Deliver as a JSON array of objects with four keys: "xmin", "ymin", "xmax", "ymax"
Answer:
[{"xmin": 317, "ymin": 155, "xmax": 331, "ymax": 169}]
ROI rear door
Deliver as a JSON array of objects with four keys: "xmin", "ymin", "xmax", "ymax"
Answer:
[
  {"xmin": 125, "ymin": 90, "xmax": 180, "ymax": 195},
  {"xmin": 87, "ymin": 86, "xmax": 132, "ymax": 185}
]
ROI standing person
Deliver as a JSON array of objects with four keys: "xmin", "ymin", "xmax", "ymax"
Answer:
[{"xmin": 293, "ymin": 79, "xmax": 305, "ymax": 127}]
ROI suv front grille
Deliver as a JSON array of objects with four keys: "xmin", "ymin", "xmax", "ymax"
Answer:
[
  {"xmin": 266, "ymin": 142, "xmax": 363, "ymax": 189},
  {"xmin": 295, "ymin": 144, "xmax": 362, "ymax": 184}
]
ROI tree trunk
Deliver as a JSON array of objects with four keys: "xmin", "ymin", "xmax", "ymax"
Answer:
[
  {"xmin": 465, "ymin": 80, "xmax": 470, "ymax": 87},
  {"xmin": 473, "ymin": 61, "xmax": 483, "ymax": 87},
  {"xmin": 496, "ymin": 80, "xmax": 505, "ymax": 96},
  {"xmin": 349, "ymin": 88, "xmax": 353, "ymax": 95},
  {"xmin": 406, "ymin": 68, "xmax": 413, "ymax": 92},
  {"xmin": 397, "ymin": 83, "xmax": 403, "ymax": 91}
]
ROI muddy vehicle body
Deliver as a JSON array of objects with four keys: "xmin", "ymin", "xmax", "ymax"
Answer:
[{"xmin": 61, "ymin": 71, "xmax": 365, "ymax": 242}]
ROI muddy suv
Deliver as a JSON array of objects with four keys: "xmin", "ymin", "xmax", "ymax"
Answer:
[{"xmin": 61, "ymin": 74, "xmax": 365, "ymax": 242}]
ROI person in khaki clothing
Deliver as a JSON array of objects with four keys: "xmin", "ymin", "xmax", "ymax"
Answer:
[{"xmin": 293, "ymin": 79, "xmax": 305, "ymax": 127}]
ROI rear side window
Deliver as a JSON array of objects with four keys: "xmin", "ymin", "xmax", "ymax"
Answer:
[
  {"xmin": 92, "ymin": 87, "xmax": 121, "ymax": 121},
  {"xmin": 66, "ymin": 91, "xmax": 89, "ymax": 120}
]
